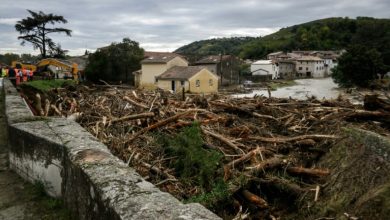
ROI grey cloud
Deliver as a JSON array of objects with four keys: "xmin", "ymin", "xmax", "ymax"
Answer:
[{"xmin": 0, "ymin": 0, "xmax": 389, "ymax": 55}]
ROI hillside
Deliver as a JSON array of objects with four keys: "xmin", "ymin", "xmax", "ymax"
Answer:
[
  {"xmin": 175, "ymin": 17, "xmax": 390, "ymax": 64},
  {"xmin": 174, "ymin": 37, "xmax": 255, "ymax": 63}
]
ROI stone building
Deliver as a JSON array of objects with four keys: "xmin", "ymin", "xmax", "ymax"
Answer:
[{"xmin": 194, "ymin": 55, "xmax": 241, "ymax": 86}]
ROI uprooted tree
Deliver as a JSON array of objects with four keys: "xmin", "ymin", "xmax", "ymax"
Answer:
[
  {"xmin": 15, "ymin": 10, "xmax": 72, "ymax": 58},
  {"xmin": 85, "ymin": 38, "xmax": 144, "ymax": 84}
]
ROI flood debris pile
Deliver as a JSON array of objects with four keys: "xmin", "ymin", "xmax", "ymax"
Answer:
[{"xmin": 21, "ymin": 84, "xmax": 390, "ymax": 219}]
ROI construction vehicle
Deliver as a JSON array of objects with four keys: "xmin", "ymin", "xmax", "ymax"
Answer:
[
  {"xmin": 11, "ymin": 61, "xmax": 37, "ymax": 72},
  {"xmin": 36, "ymin": 58, "xmax": 78, "ymax": 80},
  {"xmin": 11, "ymin": 58, "xmax": 79, "ymax": 80}
]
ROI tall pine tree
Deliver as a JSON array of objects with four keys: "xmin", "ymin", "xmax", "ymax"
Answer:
[{"xmin": 15, "ymin": 10, "xmax": 72, "ymax": 58}]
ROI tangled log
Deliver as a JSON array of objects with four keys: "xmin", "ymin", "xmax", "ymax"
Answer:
[
  {"xmin": 287, "ymin": 167, "xmax": 330, "ymax": 177},
  {"xmin": 224, "ymin": 147, "xmax": 264, "ymax": 180},
  {"xmin": 127, "ymin": 110, "xmax": 199, "ymax": 143},
  {"xmin": 19, "ymin": 83, "xmax": 390, "ymax": 220},
  {"xmin": 241, "ymin": 190, "xmax": 268, "ymax": 209},
  {"xmin": 247, "ymin": 134, "xmax": 340, "ymax": 143},
  {"xmin": 202, "ymin": 127, "xmax": 245, "ymax": 154},
  {"xmin": 253, "ymin": 175, "xmax": 306, "ymax": 196},
  {"xmin": 123, "ymin": 96, "xmax": 149, "ymax": 109},
  {"xmin": 246, "ymin": 157, "xmax": 286, "ymax": 175},
  {"xmin": 111, "ymin": 112, "xmax": 155, "ymax": 124}
]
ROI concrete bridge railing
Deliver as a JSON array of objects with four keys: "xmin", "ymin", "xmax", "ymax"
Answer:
[{"xmin": 2, "ymin": 79, "xmax": 220, "ymax": 220}]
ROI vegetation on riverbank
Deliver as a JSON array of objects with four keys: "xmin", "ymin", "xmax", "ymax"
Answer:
[{"xmin": 22, "ymin": 80, "xmax": 76, "ymax": 92}]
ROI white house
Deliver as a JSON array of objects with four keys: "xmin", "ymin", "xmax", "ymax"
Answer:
[
  {"xmin": 323, "ymin": 57, "xmax": 337, "ymax": 76},
  {"xmin": 250, "ymin": 60, "xmax": 279, "ymax": 79},
  {"xmin": 310, "ymin": 51, "xmax": 339, "ymax": 76},
  {"xmin": 295, "ymin": 56, "xmax": 326, "ymax": 78}
]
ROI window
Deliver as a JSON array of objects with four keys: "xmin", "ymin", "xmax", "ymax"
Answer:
[
  {"xmin": 196, "ymin": 80, "xmax": 200, "ymax": 87},
  {"xmin": 209, "ymin": 79, "xmax": 213, "ymax": 86},
  {"xmin": 306, "ymin": 67, "xmax": 309, "ymax": 71},
  {"xmin": 299, "ymin": 67, "xmax": 302, "ymax": 70},
  {"xmin": 155, "ymin": 78, "xmax": 158, "ymax": 83},
  {"xmin": 181, "ymin": 81, "xmax": 185, "ymax": 86}
]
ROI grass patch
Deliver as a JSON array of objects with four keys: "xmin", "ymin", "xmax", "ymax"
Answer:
[
  {"xmin": 22, "ymin": 80, "xmax": 76, "ymax": 92},
  {"xmin": 268, "ymin": 80, "xmax": 297, "ymax": 91},
  {"xmin": 26, "ymin": 181, "xmax": 71, "ymax": 220}
]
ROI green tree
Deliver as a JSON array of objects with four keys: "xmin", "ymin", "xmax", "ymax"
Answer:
[
  {"xmin": 239, "ymin": 42, "xmax": 267, "ymax": 60},
  {"xmin": 332, "ymin": 45, "xmax": 387, "ymax": 87},
  {"xmin": 48, "ymin": 43, "xmax": 68, "ymax": 58},
  {"xmin": 0, "ymin": 53, "xmax": 20, "ymax": 65},
  {"xmin": 15, "ymin": 10, "xmax": 72, "ymax": 58},
  {"xmin": 85, "ymin": 38, "xmax": 144, "ymax": 84},
  {"xmin": 20, "ymin": 53, "xmax": 40, "ymax": 63}
]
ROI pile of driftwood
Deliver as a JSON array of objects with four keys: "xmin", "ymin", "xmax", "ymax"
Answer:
[{"xmin": 25, "ymin": 84, "xmax": 390, "ymax": 219}]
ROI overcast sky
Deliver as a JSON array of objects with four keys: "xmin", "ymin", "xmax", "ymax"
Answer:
[{"xmin": 0, "ymin": 0, "xmax": 389, "ymax": 56}]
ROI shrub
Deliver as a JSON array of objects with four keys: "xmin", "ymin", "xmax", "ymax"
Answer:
[{"xmin": 158, "ymin": 123, "xmax": 223, "ymax": 190}]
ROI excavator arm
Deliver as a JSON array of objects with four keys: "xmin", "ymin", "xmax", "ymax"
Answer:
[
  {"xmin": 37, "ymin": 58, "xmax": 78, "ymax": 80},
  {"xmin": 11, "ymin": 61, "xmax": 37, "ymax": 72}
]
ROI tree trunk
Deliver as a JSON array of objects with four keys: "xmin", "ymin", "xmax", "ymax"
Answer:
[{"xmin": 42, "ymin": 26, "xmax": 46, "ymax": 58}]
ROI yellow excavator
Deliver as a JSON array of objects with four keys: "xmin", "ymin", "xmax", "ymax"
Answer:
[
  {"xmin": 11, "ymin": 61, "xmax": 37, "ymax": 72},
  {"xmin": 36, "ymin": 58, "xmax": 78, "ymax": 80},
  {"xmin": 11, "ymin": 58, "xmax": 79, "ymax": 80}
]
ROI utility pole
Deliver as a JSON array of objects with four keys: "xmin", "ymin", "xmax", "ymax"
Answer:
[{"xmin": 219, "ymin": 53, "xmax": 223, "ymax": 86}]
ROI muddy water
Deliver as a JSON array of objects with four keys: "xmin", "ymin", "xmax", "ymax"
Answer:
[{"xmin": 234, "ymin": 78, "xmax": 342, "ymax": 100}]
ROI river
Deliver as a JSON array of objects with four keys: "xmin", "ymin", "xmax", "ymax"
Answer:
[{"xmin": 233, "ymin": 77, "xmax": 344, "ymax": 100}]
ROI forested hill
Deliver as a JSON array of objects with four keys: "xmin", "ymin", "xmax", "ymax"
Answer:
[
  {"xmin": 174, "ymin": 17, "xmax": 390, "ymax": 64},
  {"xmin": 174, "ymin": 37, "xmax": 255, "ymax": 58}
]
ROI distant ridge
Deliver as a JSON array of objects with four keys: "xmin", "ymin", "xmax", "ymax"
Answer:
[{"xmin": 174, "ymin": 17, "xmax": 390, "ymax": 64}]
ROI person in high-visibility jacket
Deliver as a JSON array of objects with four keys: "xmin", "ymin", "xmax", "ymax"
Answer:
[
  {"xmin": 29, "ymin": 69, "xmax": 34, "ymax": 81},
  {"xmin": 16, "ymin": 69, "xmax": 23, "ymax": 86},
  {"xmin": 26, "ymin": 69, "xmax": 31, "ymax": 81},
  {"xmin": 30, "ymin": 70, "xmax": 34, "ymax": 80},
  {"xmin": 14, "ymin": 68, "xmax": 20, "ymax": 85},
  {"xmin": 1, "ymin": 66, "xmax": 7, "ymax": 77},
  {"xmin": 22, "ymin": 68, "xmax": 28, "ymax": 82}
]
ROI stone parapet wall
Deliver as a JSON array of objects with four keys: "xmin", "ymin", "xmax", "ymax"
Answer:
[{"xmin": 2, "ymin": 79, "xmax": 220, "ymax": 220}]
